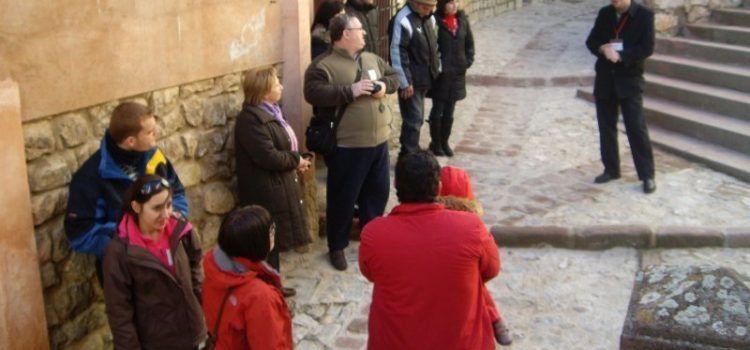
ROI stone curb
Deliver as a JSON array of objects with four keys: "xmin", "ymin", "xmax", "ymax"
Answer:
[{"xmin": 491, "ymin": 225, "xmax": 750, "ymax": 250}]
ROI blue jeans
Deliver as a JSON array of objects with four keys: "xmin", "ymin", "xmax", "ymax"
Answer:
[{"xmin": 398, "ymin": 89, "xmax": 428, "ymax": 155}]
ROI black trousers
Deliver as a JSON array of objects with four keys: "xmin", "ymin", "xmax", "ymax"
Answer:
[
  {"xmin": 428, "ymin": 99, "xmax": 457, "ymax": 122},
  {"xmin": 595, "ymin": 93, "xmax": 655, "ymax": 180},
  {"xmin": 325, "ymin": 142, "xmax": 390, "ymax": 252}
]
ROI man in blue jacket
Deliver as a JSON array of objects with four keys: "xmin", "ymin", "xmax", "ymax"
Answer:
[
  {"xmin": 65, "ymin": 102, "xmax": 188, "ymax": 280},
  {"xmin": 390, "ymin": 0, "xmax": 440, "ymax": 157}
]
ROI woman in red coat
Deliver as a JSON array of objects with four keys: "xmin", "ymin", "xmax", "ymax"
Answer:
[
  {"xmin": 438, "ymin": 166, "xmax": 513, "ymax": 346},
  {"xmin": 202, "ymin": 205, "xmax": 293, "ymax": 350}
]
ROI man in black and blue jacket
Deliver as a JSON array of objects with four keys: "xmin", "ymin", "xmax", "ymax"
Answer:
[
  {"xmin": 65, "ymin": 102, "xmax": 188, "ymax": 279},
  {"xmin": 389, "ymin": 0, "xmax": 440, "ymax": 157}
]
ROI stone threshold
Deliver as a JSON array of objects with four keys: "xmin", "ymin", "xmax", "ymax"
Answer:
[
  {"xmin": 466, "ymin": 74, "xmax": 594, "ymax": 87},
  {"xmin": 491, "ymin": 225, "xmax": 750, "ymax": 249}
]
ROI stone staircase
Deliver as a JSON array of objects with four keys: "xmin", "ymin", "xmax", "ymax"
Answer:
[{"xmin": 578, "ymin": 4, "xmax": 750, "ymax": 182}]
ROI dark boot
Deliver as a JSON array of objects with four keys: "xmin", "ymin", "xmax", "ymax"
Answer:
[
  {"xmin": 428, "ymin": 119, "xmax": 445, "ymax": 156},
  {"xmin": 441, "ymin": 118, "xmax": 454, "ymax": 157}
]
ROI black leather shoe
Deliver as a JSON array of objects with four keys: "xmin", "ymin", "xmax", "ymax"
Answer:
[
  {"xmin": 329, "ymin": 250, "xmax": 348, "ymax": 271},
  {"xmin": 281, "ymin": 287, "xmax": 297, "ymax": 298},
  {"xmin": 643, "ymin": 179, "xmax": 656, "ymax": 194},
  {"xmin": 594, "ymin": 172, "xmax": 621, "ymax": 184}
]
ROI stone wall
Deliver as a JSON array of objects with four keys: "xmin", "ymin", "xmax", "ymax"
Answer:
[
  {"xmin": 24, "ymin": 70, "xmax": 255, "ymax": 349},
  {"xmin": 646, "ymin": 0, "xmax": 743, "ymax": 35}
]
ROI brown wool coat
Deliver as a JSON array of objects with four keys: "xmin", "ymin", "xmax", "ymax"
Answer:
[
  {"xmin": 235, "ymin": 104, "xmax": 311, "ymax": 251},
  {"xmin": 103, "ymin": 219, "xmax": 206, "ymax": 350}
]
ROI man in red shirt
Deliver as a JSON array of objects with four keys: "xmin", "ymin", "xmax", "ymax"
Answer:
[{"xmin": 359, "ymin": 150, "xmax": 500, "ymax": 350}]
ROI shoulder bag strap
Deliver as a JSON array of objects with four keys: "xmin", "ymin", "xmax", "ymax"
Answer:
[{"xmin": 210, "ymin": 286, "xmax": 237, "ymax": 344}]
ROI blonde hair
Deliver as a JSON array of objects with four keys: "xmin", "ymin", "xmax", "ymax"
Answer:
[{"xmin": 242, "ymin": 66, "xmax": 278, "ymax": 106}]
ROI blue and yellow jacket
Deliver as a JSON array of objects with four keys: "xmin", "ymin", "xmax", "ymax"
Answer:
[{"xmin": 64, "ymin": 134, "xmax": 188, "ymax": 259}]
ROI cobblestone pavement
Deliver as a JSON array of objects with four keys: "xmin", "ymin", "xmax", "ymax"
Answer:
[{"xmin": 290, "ymin": 0, "xmax": 750, "ymax": 349}]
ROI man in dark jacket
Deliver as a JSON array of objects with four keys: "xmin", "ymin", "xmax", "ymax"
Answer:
[
  {"xmin": 390, "ymin": 0, "xmax": 440, "ymax": 156},
  {"xmin": 304, "ymin": 13, "xmax": 399, "ymax": 271},
  {"xmin": 65, "ymin": 102, "xmax": 188, "ymax": 280},
  {"xmin": 585, "ymin": 0, "xmax": 656, "ymax": 193},
  {"xmin": 345, "ymin": 0, "xmax": 380, "ymax": 54}
]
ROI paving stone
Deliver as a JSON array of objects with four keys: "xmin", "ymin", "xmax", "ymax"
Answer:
[
  {"xmin": 335, "ymin": 336, "xmax": 365, "ymax": 349},
  {"xmin": 491, "ymin": 225, "xmax": 573, "ymax": 248},
  {"xmin": 656, "ymin": 227, "xmax": 725, "ymax": 248},
  {"xmin": 724, "ymin": 228, "xmax": 750, "ymax": 248},
  {"xmin": 575, "ymin": 225, "xmax": 653, "ymax": 250}
]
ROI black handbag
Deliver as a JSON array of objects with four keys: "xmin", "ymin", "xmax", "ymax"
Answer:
[{"xmin": 305, "ymin": 104, "xmax": 349, "ymax": 155}]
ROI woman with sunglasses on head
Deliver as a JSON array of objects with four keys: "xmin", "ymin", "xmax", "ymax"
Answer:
[
  {"xmin": 202, "ymin": 205, "xmax": 293, "ymax": 350},
  {"xmin": 102, "ymin": 175, "xmax": 206, "ymax": 350},
  {"xmin": 235, "ymin": 65, "xmax": 312, "ymax": 297}
]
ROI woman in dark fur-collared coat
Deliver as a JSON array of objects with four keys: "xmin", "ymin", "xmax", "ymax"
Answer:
[
  {"xmin": 234, "ymin": 66, "xmax": 312, "ymax": 296},
  {"xmin": 427, "ymin": 0, "xmax": 475, "ymax": 157}
]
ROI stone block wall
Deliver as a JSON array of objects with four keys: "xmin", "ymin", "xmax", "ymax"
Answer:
[
  {"xmin": 24, "ymin": 71, "xmax": 254, "ymax": 349},
  {"xmin": 646, "ymin": 0, "xmax": 743, "ymax": 35}
]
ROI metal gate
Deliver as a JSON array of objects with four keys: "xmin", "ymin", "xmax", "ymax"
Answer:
[{"xmin": 373, "ymin": 0, "xmax": 401, "ymax": 60}]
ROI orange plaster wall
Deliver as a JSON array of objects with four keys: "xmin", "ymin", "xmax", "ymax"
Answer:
[
  {"xmin": 0, "ymin": 79, "xmax": 49, "ymax": 349},
  {"xmin": 0, "ymin": 0, "xmax": 283, "ymax": 121}
]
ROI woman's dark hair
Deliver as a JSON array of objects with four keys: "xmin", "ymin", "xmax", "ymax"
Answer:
[
  {"xmin": 436, "ymin": 0, "xmax": 456, "ymax": 16},
  {"xmin": 312, "ymin": 1, "xmax": 345, "ymax": 30},
  {"xmin": 395, "ymin": 150, "xmax": 441, "ymax": 203},
  {"xmin": 218, "ymin": 205, "xmax": 274, "ymax": 262},
  {"xmin": 120, "ymin": 174, "xmax": 173, "ymax": 224}
]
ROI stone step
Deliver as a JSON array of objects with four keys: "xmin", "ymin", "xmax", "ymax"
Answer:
[
  {"xmin": 685, "ymin": 23, "xmax": 750, "ymax": 47},
  {"xmin": 644, "ymin": 74, "xmax": 750, "ymax": 122},
  {"xmin": 645, "ymin": 97, "xmax": 750, "ymax": 155},
  {"xmin": 649, "ymin": 125, "xmax": 750, "ymax": 183},
  {"xmin": 646, "ymin": 54, "xmax": 750, "ymax": 93},
  {"xmin": 655, "ymin": 36, "xmax": 750, "ymax": 67},
  {"xmin": 712, "ymin": 8, "xmax": 750, "ymax": 27},
  {"xmin": 575, "ymin": 89, "xmax": 750, "ymax": 182}
]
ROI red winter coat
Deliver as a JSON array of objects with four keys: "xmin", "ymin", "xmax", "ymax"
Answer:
[
  {"xmin": 359, "ymin": 203, "xmax": 500, "ymax": 350},
  {"xmin": 202, "ymin": 249, "xmax": 293, "ymax": 350}
]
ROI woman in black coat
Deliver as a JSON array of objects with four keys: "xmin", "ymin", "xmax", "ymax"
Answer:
[
  {"xmin": 427, "ymin": 0, "xmax": 475, "ymax": 157},
  {"xmin": 311, "ymin": 1, "xmax": 345, "ymax": 59},
  {"xmin": 235, "ymin": 66, "xmax": 312, "ymax": 296}
]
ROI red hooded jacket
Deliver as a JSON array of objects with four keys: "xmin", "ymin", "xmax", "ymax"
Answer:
[
  {"xmin": 202, "ymin": 249, "xmax": 293, "ymax": 350},
  {"xmin": 359, "ymin": 203, "xmax": 500, "ymax": 350}
]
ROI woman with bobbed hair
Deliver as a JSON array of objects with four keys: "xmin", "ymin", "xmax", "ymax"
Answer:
[
  {"xmin": 202, "ymin": 205, "xmax": 294, "ymax": 350},
  {"xmin": 235, "ymin": 65, "xmax": 312, "ymax": 297},
  {"xmin": 103, "ymin": 175, "xmax": 206, "ymax": 350}
]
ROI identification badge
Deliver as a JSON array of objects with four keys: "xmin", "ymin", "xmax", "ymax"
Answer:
[
  {"xmin": 368, "ymin": 69, "xmax": 378, "ymax": 81},
  {"xmin": 610, "ymin": 39, "xmax": 624, "ymax": 52}
]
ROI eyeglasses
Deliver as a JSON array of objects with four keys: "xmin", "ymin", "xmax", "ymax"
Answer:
[
  {"xmin": 345, "ymin": 27, "xmax": 366, "ymax": 32},
  {"xmin": 140, "ymin": 177, "xmax": 170, "ymax": 196}
]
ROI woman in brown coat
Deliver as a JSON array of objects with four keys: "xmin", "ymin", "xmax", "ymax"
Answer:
[
  {"xmin": 235, "ymin": 66, "xmax": 312, "ymax": 295},
  {"xmin": 103, "ymin": 175, "xmax": 206, "ymax": 349}
]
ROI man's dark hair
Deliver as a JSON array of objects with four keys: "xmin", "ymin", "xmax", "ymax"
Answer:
[
  {"xmin": 329, "ymin": 13, "xmax": 354, "ymax": 42},
  {"xmin": 218, "ymin": 205, "xmax": 274, "ymax": 262},
  {"xmin": 395, "ymin": 150, "xmax": 441, "ymax": 203}
]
